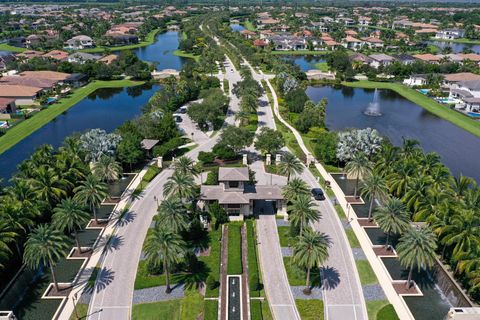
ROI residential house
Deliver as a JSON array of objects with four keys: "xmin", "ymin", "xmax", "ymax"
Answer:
[
  {"xmin": 25, "ymin": 34, "xmax": 43, "ymax": 48},
  {"xmin": 66, "ymin": 35, "xmax": 94, "ymax": 50},
  {"xmin": 0, "ymin": 97, "xmax": 17, "ymax": 119},
  {"xmin": 444, "ymin": 73, "xmax": 480, "ymax": 89},
  {"xmin": 270, "ymin": 35, "xmax": 306, "ymax": 51},
  {"xmin": 368, "ymin": 54, "xmax": 395, "ymax": 68},
  {"xmin": 394, "ymin": 54, "xmax": 416, "ymax": 65},
  {"xmin": 0, "ymin": 75, "xmax": 58, "ymax": 89},
  {"xmin": 413, "ymin": 54, "xmax": 442, "ymax": 64},
  {"xmin": 8, "ymin": 37, "xmax": 26, "ymax": 48},
  {"xmin": 98, "ymin": 54, "xmax": 119, "ymax": 64},
  {"xmin": 199, "ymin": 167, "xmax": 285, "ymax": 220},
  {"xmin": 343, "ymin": 36, "xmax": 363, "ymax": 50},
  {"xmin": 15, "ymin": 50, "xmax": 43, "ymax": 60},
  {"xmin": 449, "ymin": 80, "xmax": 480, "ymax": 112},
  {"xmin": 0, "ymin": 85, "xmax": 43, "ymax": 105},
  {"xmin": 362, "ymin": 37, "xmax": 384, "ymax": 49},
  {"xmin": 0, "ymin": 54, "xmax": 15, "ymax": 71},
  {"xmin": 18, "ymin": 71, "xmax": 87, "ymax": 87},
  {"xmin": 403, "ymin": 74, "xmax": 428, "ymax": 86},
  {"xmin": 337, "ymin": 18, "xmax": 355, "ymax": 26},
  {"xmin": 240, "ymin": 29, "xmax": 256, "ymax": 39},
  {"xmin": 253, "ymin": 39, "xmax": 268, "ymax": 48},
  {"xmin": 358, "ymin": 16, "xmax": 371, "ymax": 26},
  {"xmin": 435, "ymin": 28, "xmax": 465, "ymax": 40},
  {"xmin": 345, "ymin": 29, "xmax": 358, "ymax": 37},
  {"xmin": 310, "ymin": 21, "xmax": 329, "ymax": 33},
  {"xmin": 67, "ymin": 52, "xmax": 100, "ymax": 64},
  {"xmin": 349, "ymin": 52, "xmax": 372, "ymax": 64},
  {"xmin": 43, "ymin": 50, "xmax": 69, "ymax": 61}
]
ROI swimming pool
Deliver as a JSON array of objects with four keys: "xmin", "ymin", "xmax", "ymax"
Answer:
[
  {"xmin": 419, "ymin": 89, "xmax": 430, "ymax": 95},
  {"xmin": 467, "ymin": 112, "xmax": 480, "ymax": 118},
  {"xmin": 0, "ymin": 121, "xmax": 8, "ymax": 128}
]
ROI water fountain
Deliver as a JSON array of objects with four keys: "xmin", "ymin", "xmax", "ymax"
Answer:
[{"xmin": 364, "ymin": 89, "xmax": 382, "ymax": 117}]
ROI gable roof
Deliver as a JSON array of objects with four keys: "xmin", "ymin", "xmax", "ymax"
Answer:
[
  {"xmin": 0, "ymin": 85, "xmax": 43, "ymax": 97},
  {"xmin": 218, "ymin": 167, "xmax": 249, "ymax": 181}
]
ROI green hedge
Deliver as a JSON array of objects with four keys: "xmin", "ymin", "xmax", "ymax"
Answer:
[
  {"xmin": 227, "ymin": 223, "xmax": 243, "ymax": 275},
  {"xmin": 143, "ymin": 166, "xmax": 161, "ymax": 182},
  {"xmin": 377, "ymin": 304, "xmax": 399, "ymax": 320},
  {"xmin": 203, "ymin": 300, "xmax": 218, "ymax": 320},
  {"xmin": 246, "ymin": 220, "xmax": 261, "ymax": 297},
  {"xmin": 250, "ymin": 300, "xmax": 263, "ymax": 320}
]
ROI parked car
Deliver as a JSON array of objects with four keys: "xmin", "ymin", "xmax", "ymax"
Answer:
[
  {"xmin": 311, "ymin": 188, "xmax": 325, "ymax": 200},
  {"xmin": 174, "ymin": 115, "xmax": 183, "ymax": 123},
  {"xmin": 179, "ymin": 107, "xmax": 187, "ymax": 114}
]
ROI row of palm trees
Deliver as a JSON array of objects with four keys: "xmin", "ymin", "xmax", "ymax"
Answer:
[
  {"xmin": 282, "ymin": 176, "xmax": 331, "ymax": 294},
  {"xmin": 0, "ymin": 137, "xmax": 123, "ymax": 292},
  {"xmin": 345, "ymin": 139, "xmax": 479, "ymax": 295}
]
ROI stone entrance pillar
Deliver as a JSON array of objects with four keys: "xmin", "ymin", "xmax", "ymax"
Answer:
[
  {"xmin": 266, "ymin": 154, "xmax": 271, "ymax": 165},
  {"xmin": 157, "ymin": 156, "xmax": 163, "ymax": 168},
  {"xmin": 275, "ymin": 154, "xmax": 282, "ymax": 165}
]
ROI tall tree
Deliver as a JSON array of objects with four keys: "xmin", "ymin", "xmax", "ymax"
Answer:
[
  {"xmin": 144, "ymin": 225, "xmax": 186, "ymax": 293},
  {"xmin": 74, "ymin": 175, "xmax": 108, "ymax": 224},
  {"xmin": 163, "ymin": 171, "xmax": 196, "ymax": 201},
  {"xmin": 23, "ymin": 225, "xmax": 70, "ymax": 291},
  {"xmin": 360, "ymin": 172, "xmax": 388, "ymax": 221},
  {"xmin": 278, "ymin": 152, "xmax": 304, "ymax": 182},
  {"xmin": 155, "ymin": 197, "xmax": 189, "ymax": 233},
  {"xmin": 282, "ymin": 178, "xmax": 310, "ymax": 203},
  {"xmin": 345, "ymin": 153, "xmax": 372, "ymax": 198},
  {"xmin": 93, "ymin": 156, "xmax": 123, "ymax": 182},
  {"xmin": 288, "ymin": 195, "xmax": 320, "ymax": 235},
  {"xmin": 397, "ymin": 226, "xmax": 437, "ymax": 288},
  {"xmin": 52, "ymin": 198, "xmax": 90, "ymax": 254},
  {"xmin": 374, "ymin": 197, "xmax": 410, "ymax": 249},
  {"xmin": 172, "ymin": 156, "xmax": 199, "ymax": 177},
  {"xmin": 292, "ymin": 228, "xmax": 330, "ymax": 294},
  {"xmin": 0, "ymin": 220, "xmax": 17, "ymax": 268}
]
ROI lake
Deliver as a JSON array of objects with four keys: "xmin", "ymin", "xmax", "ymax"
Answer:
[
  {"xmin": 131, "ymin": 31, "xmax": 185, "ymax": 70},
  {"xmin": 306, "ymin": 85, "xmax": 480, "ymax": 182},
  {"xmin": 426, "ymin": 40, "xmax": 480, "ymax": 54},
  {"xmin": 280, "ymin": 55, "xmax": 326, "ymax": 71},
  {"xmin": 0, "ymin": 84, "xmax": 158, "ymax": 180},
  {"xmin": 230, "ymin": 24, "xmax": 246, "ymax": 32}
]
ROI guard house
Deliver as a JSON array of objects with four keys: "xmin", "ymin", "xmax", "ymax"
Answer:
[{"xmin": 199, "ymin": 167, "xmax": 285, "ymax": 220}]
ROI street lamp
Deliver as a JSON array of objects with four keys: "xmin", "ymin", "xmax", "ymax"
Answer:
[
  {"xmin": 72, "ymin": 292, "xmax": 79, "ymax": 320},
  {"xmin": 153, "ymin": 196, "xmax": 159, "ymax": 206},
  {"xmin": 347, "ymin": 203, "xmax": 351, "ymax": 222}
]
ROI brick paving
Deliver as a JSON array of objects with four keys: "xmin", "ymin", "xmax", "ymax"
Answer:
[
  {"xmin": 132, "ymin": 284, "xmax": 184, "ymax": 304},
  {"xmin": 362, "ymin": 284, "xmax": 386, "ymax": 301}
]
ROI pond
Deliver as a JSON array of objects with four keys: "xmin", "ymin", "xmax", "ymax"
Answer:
[
  {"xmin": 230, "ymin": 24, "xmax": 246, "ymax": 32},
  {"xmin": 280, "ymin": 55, "xmax": 326, "ymax": 71},
  {"xmin": 306, "ymin": 85, "xmax": 480, "ymax": 182},
  {"xmin": 0, "ymin": 84, "xmax": 159, "ymax": 181},
  {"xmin": 425, "ymin": 40, "xmax": 480, "ymax": 54},
  {"xmin": 131, "ymin": 31, "xmax": 185, "ymax": 70}
]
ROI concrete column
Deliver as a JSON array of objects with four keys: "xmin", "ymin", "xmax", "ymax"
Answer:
[
  {"xmin": 266, "ymin": 154, "xmax": 271, "ymax": 166},
  {"xmin": 242, "ymin": 154, "xmax": 248, "ymax": 165},
  {"xmin": 157, "ymin": 157, "xmax": 163, "ymax": 168},
  {"xmin": 275, "ymin": 154, "xmax": 282, "ymax": 165}
]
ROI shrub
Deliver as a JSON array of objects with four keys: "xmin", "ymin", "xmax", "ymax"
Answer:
[
  {"xmin": 206, "ymin": 276, "xmax": 219, "ymax": 290},
  {"xmin": 153, "ymin": 137, "xmax": 185, "ymax": 159},
  {"xmin": 204, "ymin": 169, "xmax": 219, "ymax": 185},
  {"xmin": 289, "ymin": 222, "xmax": 300, "ymax": 237},
  {"xmin": 198, "ymin": 151, "xmax": 215, "ymax": 163},
  {"xmin": 212, "ymin": 143, "xmax": 237, "ymax": 160},
  {"xmin": 249, "ymin": 273, "xmax": 260, "ymax": 292},
  {"xmin": 146, "ymin": 258, "xmax": 163, "ymax": 275},
  {"xmin": 143, "ymin": 166, "xmax": 161, "ymax": 182}
]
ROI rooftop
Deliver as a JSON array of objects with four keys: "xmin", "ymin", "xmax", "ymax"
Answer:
[{"xmin": 218, "ymin": 167, "xmax": 249, "ymax": 182}]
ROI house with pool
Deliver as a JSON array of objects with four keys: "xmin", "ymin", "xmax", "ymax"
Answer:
[{"xmin": 199, "ymin": 167, "xmax": 286, "ymax": 220}]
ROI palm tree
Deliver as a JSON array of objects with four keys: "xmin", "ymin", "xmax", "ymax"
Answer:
[
  {"xmin": 27, "ymin": 166, "xmax": 68, "ymax": 207},
  {"xmin": 74, "ymin": 175, "xmax": 108, "ymax": 224},
  {"xmin": 345, "ymin": 153, "xmax": 372, "ymax": 198},
  {"xmin": 292, "ymin": 228, "xmax": 330, "ymax": 294},
  {"xmin": 163, "ymin": 171, "xmax": 196, "ymax": 200},
  {"xmin": 401, "ymin": 138, "xmax": 420, "ymax": 159},
  {"xmin": 172, "ymin": 156, "xmax": 199, "ymax": 177},
  {"xmin": 52, "ymin": 198, "xmax": 90, "ymax": 254},
  {"xmin": 288, "ymin": 195, "xmax": 320, "ymax": 235},
  {"xmin": 374, "ymin": 144, "xmax": 399, "ymax": 176},
  {"xmin": 360, "ymin": 172, "xmax": 388, "ymax": 221},
  {"xmin": 155, "ymin": 197, "xmax": 189, "ymax": 233},
  {"xmin": 0, "ymin": 220, "xmax": 17, "ymax": 268},
  {"xmin": 451, "ymin": 175, "xmax": 474, "ymax": 200},
  {"xmin": 282, "ymin": 178, "xmax": 310, "ymax": 203},
  {"xmin": 144, "ymin": 225, "xmax": 186, "ymax": 293},
  {"xmin": 23, "ymin": 224, "xmax": 70, "ymax": 291},
  {"xmin": 386, "ymin": 160, "xmax": 416, "ymax": 197},
  {"xmin": 278, "ymin": 152, "xmax": 303, "ymax": 182},
  {"xmin": 402, "ymin": 175, "xmax": 432, "ymax": 213},
  {"xmin": 397, "ymin": 226, "xmax": 437, "ymax": 288},
  {"xmin": 440, "ymin": 209, "xmax": 480, "ymax": 260},
  {"xmin": 93, "ymin": 155, "xmax": 122, "ymax": 182},
  {"xmin": 373, "ymin": 197, "xmax": 410, "ymax": 249}
]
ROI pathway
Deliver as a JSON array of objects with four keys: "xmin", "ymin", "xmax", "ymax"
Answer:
[{"xmin": 220, "ymin": 226, "xmax": 228, "ymax": 320}]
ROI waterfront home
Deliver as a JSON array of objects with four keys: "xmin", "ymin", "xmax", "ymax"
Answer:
[
  {"xmin": 66, "ymin": 35, "xmax": 94, "ymax": 50},
  {"xmin": 25, "ymin": 34, "xmax": 43, "ymax": 48},
  {"xmin": 270, "ymin": 35, "xmax": 306, "ymax": 51},
  {"xmin": 0, "ymin": 85, "xmax": 43, "ymax": 105},
  {"xmin": 43, "ymin": 50, "xmax": 69, "ymax": 61},
  {"xmin": 106, "ymin": 34, "xmax": 139, "ymax": 46},
  {"xmin": 15, "ymin": 50, "xmax": 43, "ymax": 60},
  {"xmin": 256, "ymin": 18, "xmax": 280, "ymax": 29},
  {"xmin": 415, "ymin": 28, "xmax": 439, "ymax": 36},
  {"xmin": 240, "ymin": 29, "xmax": 256, "ymax": 39},
  {"xmin": 440, "ymin": 54, "xmax": 465, "ymax": 63},
  {"xmin": 459, "ymin": 53, "xmax": 480, "ymax": 64},
  {"xmin": 98, "ymin": 54, "xmax": 119, "ymax": 64},
  {"xmin": 199, "ymin": 167, "xmax": 285, "ymax": 220},
  {"xmin": 253, "ymin": 39, "xmax": 268, "ymax": 48},
  {"xmin": 435, "ymin": 28, "xmax": 465, "ymax": 40},
  {"xmin": 368, "ymin": 54, "xmax": 395, "ymax": 68},
  {"xmin": 67, "ymin": 52, "xmax": 100, "ymax": 64},
  {"xmin": 18, "ymin": 71, "xmax": 87, "ymax": 87},
  {"xmin": 413, "ymin": 53, "xmax": 442, "ymax": 64},
  {"xmin": 343, "ymin": 35, "xmax": 363, "ymax": 50},
  {"xmin": 0, "ymin": 97, "xmax": 17, "ymax": 119},
  {"xmin": 349, "ymin": 52, "xmax": 373, "ymax": 64},
  {"xmin": 0, "ymin": 75, "xmax": 58, "ymax": 90},
  {"xmin": 403, "ymin": 74, "xmax": 428, "ymax": 86}
]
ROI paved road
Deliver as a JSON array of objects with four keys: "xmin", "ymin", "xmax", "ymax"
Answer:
[{"xmin": 87, "ymin": 56, "xmax": 242, "ymax": 320}]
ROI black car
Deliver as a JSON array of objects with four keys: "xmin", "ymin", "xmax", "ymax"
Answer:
[
  {"xmin": 174, "ymin": 116, "xmax": 183, "ymax": 123},
  {"xmin": 311, "ymin": 188, "xmax": 325, "ymax": 200}
]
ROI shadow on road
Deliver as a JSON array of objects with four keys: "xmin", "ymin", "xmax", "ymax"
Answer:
[
  {"xmin": 320, "ymin": 265, "xmax": 341, "ymax": 290},
  {"xmin": 83, "ymin": 267, "xmax": 115, "ymax": 294}
]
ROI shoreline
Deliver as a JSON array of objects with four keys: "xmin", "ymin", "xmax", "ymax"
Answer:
[{"xmin": 0, "ymin": 80, "xmax": 144, "ymax": 155}]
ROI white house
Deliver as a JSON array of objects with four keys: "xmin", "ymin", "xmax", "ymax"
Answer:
[
  {"xmin": 368, "ymin": 54, "xmax": 395, "ymax": 68},
  {"xmin": 435, "ymin": 29, "xmax": 465, "ymax": 40},
  {"xmin": 66, "ymin": 35, "xmax": 94, "ymax": 50},
  {"xmin": 343, "ymin": 36, "xmax": 363, "ymax": 50},
  {"xmin": 403, "ymin": 74, "xmax": 428, "ymax": 87}
]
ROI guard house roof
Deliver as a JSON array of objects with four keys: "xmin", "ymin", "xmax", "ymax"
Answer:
[
  {"xmin": 218, "ymin": 167, "xmax": 249, "ymax": 181},
  {"xmin": 141, "ymin": 139, "xmax": 159, "ymax": 150}
]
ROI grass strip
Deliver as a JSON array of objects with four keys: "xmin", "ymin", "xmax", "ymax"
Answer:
[
  {"xmin": 277, "ymin": 226, "xmax": 292, "ymax": 248},
  {"xmin": 345, "ymin": 229, "xmax": 361, "ymax": 248},
  {"xmin": 132, "ymin": 299, "xmax": 181, "ymax": 319},
  {"xmin": 69, "ymin": 303, "xmax": 88, "ymax": 320},
  {"xmin": 0, "ymin": 43, "xmax": 27, "ymax": 52},
  {"xmin": 283, "ymin": 257, "xmax": 305, "ymax": 286},
  {"xmin": 376, "ymin": 303, "xmax": 400, "ymax": 320},
  {"xmin": 203, "ymin": 300, "xmax": 218, "ymax": 320},
  {"xmin": 80, "ymin": 29, "xmax": 160, "ymax": 53},
  {"xmin": 246, "ymin": 220, "xmax": 261, "ymax": 297},
  {"xmin": 295, "ymin": 300, "xmax": 324, "ymax": 320},
  {"xmin": 342, "ymin": 80, "xmax": 480, "ymax": 138},
  {"xmin": 271, "ymin": 50, "xmax": 329, "ymax": 55},
  {"xmin": 250, "ymin": 299, "xmax": 263, "ymax": 320},
  {"xmin": 201, "ymin": 227, "xmax": 222, "ymax": 297},
  {"xmin": 0, "ymin": 80, "xmax": 142, "ymax": 155},
  {"xmin": 356, "ymin": 260, "xmax": 378, "ymax": 285},
  {"xmin": 227, "ymin": 222, "xmax": 243, "ymax": 275},
  {"xmin": 173, "ymin": 49, "xmax": 200, "ymax": 62}
]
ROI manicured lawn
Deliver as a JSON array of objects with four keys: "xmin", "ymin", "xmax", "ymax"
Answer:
[
  {"xmin": 295, "ymin": 299, "xmax": 324, "ymax": 320},
  {"xmin": 200, "ymin": 228, "xmax": 222, "ymax": 297},
  {"xmin": 342, "ymin": 80, "xmax": 480, "ymax": 138},
  {"xmin": 376, "ymin": 303, "xmax": 399, "ymax": 320},
  {"xmin": 283, "ymin": 257, "xmax": 305, "ymax": 286},
  {"xmin": 272, "ymin": 50, "xmax": 329, "ymax": 55},
  {"xmin": 0, "ymin": 80, "xmax": 143, "ymax": 155},
  {"xmin": 314, "ymin": 62, "xmax": 329, "ymax": 72},
  {"xmin": 69, "ymin": 303, "xmax": 88, "ymax": 320},
  {"xmin": 227, "ymin": 223, "xmax": 243, "ymax": 275},
  {"xmin": 244, "ymin": 20, "xmax": 256, "ymax": 31},
  {"xmin": 277, "ymin": 226, "xmax": 292, "ymax": 248},
  {"xmin": 132, "ymin": 299, "xmax": 182, "ymax": 320},
  {"xmin": 334, "ymin": 204, "xmax": 347, "ymax": 220},
  {"xmin": 367, "ymin": 300, "xmax": 399, "ymax": 320},
  {"xmin": 0, "ymin": 43, "xmax": 27, "ymax": 52},
  {"xmin": 80, "ymin": 29, "xmax": 160, "ymax": 53},
  {"xmin": 345, "ymin": 229, "xmax": 360, "ymax": 248},
  {"xmin": 173, "ymin": 49, "xmax": 200, "ymax": 62},
  {"xmin": 356, "ymin": 260, "xmax": 378, "ymax": 285},
  {"xmin": 246, "ymin": 220, "xmax": 262, "ymax": 297},
  {"xmin": 203, "ymin": 300, "xmax": 218, "ymax": 320},
  {"xmin": 429, "ymin": 37, "xmax": 480, "ymax": 44},
  {"xmin": 134, "ymin": 260, "xmax": 167, "ymax": 290},
  {"xmin": 180, "ymin": 289, "xmax": 204, "ymax": 319}
]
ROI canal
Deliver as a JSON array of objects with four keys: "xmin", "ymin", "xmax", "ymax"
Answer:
[
  {"xmin": 280, "ymin": 55, "xmax": 326, "ymax": 71},
  {"xmin": 306, "ymin": 85, "xmax": 480, "ymax": 182},
  {"xmin": 426, "ymin": 40, "xmax": 480, "ymax": 54},
  {"xmin": 0, "ymin": 30, "xmax": 185, "ymax": 181}
]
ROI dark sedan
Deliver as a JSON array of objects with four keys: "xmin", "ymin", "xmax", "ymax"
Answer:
[{"xmin": 311, "ymin": 188, "xmax": 326, "ymax": 200}]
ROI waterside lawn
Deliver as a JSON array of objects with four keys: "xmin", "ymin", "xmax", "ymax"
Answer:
[
  {"xmin": 80, "ymin": 29, "xmax": 160, "ymax": 53},
  {"xmin": 0, "ymin": 80, "xmax": 143, "ymax": 155}
]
